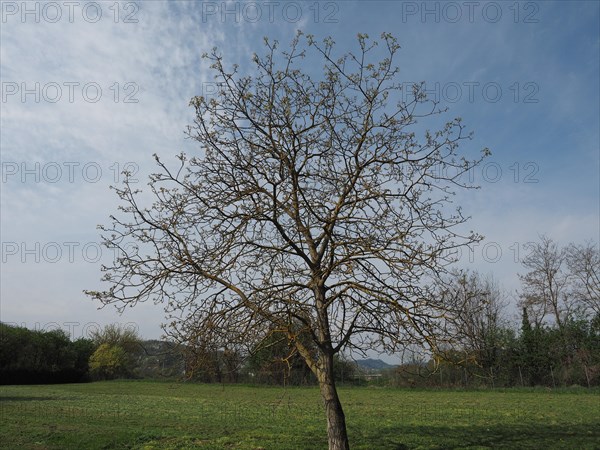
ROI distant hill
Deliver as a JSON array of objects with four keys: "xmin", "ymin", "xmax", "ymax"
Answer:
[{"xmin": 355, "ymin": 358, "xmax": 397, "ymax": 371}]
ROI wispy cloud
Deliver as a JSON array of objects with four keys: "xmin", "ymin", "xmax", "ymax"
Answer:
[{"xmin": 1, "ymin": 1, "xmax": 598, "ymax": 338}]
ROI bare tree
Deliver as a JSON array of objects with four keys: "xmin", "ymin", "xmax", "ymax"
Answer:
[
  {"xmin": 446, "ymin": 271, "xmax": 509, "ymax": 378},
  {"xmin": 567, "ymin": 242, "xmax": 600, "ymax": 317},
  {"xmin": 519, "ymin": 235, "xmax": 572, "ymax": 330},
  {"xmin": 86, "ymin": 32, "xmax": 487, "ymax": 449}
]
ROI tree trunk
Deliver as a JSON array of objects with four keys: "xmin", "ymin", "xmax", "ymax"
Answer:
[{"xmin": 318, "ymin": 353, "xmax": 350, "ymax": 450}]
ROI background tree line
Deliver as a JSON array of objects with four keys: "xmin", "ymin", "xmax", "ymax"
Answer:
[
  {"xmin": 0, "ymin": 321, "xmax": 357, "ymax": 385},
  {"xmin": 0, "ymin": 323, "xmax": 94, "ymax": 384},
  {"xmin": 3, "ymin": 236, "xmax": 598, "ymax": 387},
  {"xmin": 0, "ymin": 323, "xmax": 144, "ymax": 384},
  {"xmin": 388, "ymin": 237, "xmax": 600, "ymax": 388}
]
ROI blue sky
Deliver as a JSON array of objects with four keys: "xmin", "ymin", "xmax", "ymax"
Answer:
[{"xmin": 1, "ymin": 1, "xmax": 599, "ymax": 349}]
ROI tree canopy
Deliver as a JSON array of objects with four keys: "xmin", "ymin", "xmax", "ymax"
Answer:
[{"xmin": 87, "ymin": 32, "xmax": 489, "ymax": 449}]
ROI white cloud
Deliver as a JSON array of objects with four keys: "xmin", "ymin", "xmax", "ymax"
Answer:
[{"xmin": 1, "ymin": 1, "xmax": 598, "ymax": 340}]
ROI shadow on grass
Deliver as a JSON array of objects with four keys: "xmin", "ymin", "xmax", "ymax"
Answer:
[{"xmin": 353, "ymin": 423, "xmax": 600, "ymax": 449}]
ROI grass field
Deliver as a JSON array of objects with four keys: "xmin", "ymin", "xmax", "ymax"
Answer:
[{"xmin": 1, "ymin": 381, "xmax": 599, "ymax": 449}]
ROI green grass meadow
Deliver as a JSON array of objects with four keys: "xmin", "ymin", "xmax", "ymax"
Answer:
[{"xmin": 1, "ymin": 381, "xmax": 598, "ymax": 449}]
